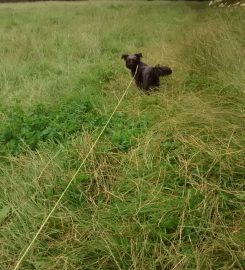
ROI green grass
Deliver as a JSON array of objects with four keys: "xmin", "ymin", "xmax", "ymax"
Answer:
[{"xmin": 0, "ymin": 1, "xmax": 244, "ymax": 269}]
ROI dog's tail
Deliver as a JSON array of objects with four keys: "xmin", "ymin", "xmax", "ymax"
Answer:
[{"xmin": 153, "ymin": 65, "xmax": 172, "ymax": 76}]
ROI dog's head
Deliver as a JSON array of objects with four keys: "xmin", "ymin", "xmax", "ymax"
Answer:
[{"xmin": 121, "ymin": 53, "xmax": 142, "ymax": 70}]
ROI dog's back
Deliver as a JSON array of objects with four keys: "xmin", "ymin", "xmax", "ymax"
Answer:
[{"xmin": 140, "ymin": 64, "xmax": 172, "ymax": 90}]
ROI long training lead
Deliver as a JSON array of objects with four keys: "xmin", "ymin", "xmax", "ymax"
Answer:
[{"xmin": 13, "ymin": 66, "xmax": 138, "ymax": 270}]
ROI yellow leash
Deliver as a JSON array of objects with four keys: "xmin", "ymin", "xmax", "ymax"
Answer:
[{"xmin": 13, "ymin": 66, "xmax": 138, "ymax": 270}]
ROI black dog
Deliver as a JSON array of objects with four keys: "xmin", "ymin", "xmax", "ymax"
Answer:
[{"xmin": 121, "ymin": 53, "xmax": 172, "ymax": 91}]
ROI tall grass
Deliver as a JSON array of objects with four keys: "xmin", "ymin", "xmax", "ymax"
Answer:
[{"xmin": 0, "ymin": 2, "xmax": 244, "ymax": 269}]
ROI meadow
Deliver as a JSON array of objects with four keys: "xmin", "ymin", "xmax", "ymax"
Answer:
[{"xmin": 0, "ymin": 1, "xmax": 244, "ymax": 269}]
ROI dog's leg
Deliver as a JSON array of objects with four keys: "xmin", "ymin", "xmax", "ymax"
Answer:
[
  {"xmin": 142, "ymin": 73, "xmax": 151, "ymax": 91},
  {"xmin": 135, "ymin": 79, "xmax": 142, "ymax": 89},
  {"xmin": 143, "ymin": 81, "xmax": 150, "ymax": 91}
]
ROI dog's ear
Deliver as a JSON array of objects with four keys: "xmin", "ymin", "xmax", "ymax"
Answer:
[
  {"xmin": 121, "ymin": 54, "xmax": 128, "ymax": 61},
  {"xmin": 135, "ymin": 53, "xmax": 143, "ymax": 58}
]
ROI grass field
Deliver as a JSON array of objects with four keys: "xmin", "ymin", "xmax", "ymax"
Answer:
[{"xmin": 0, "ymin": 1, "xmax": 245, "ymax": 269}]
